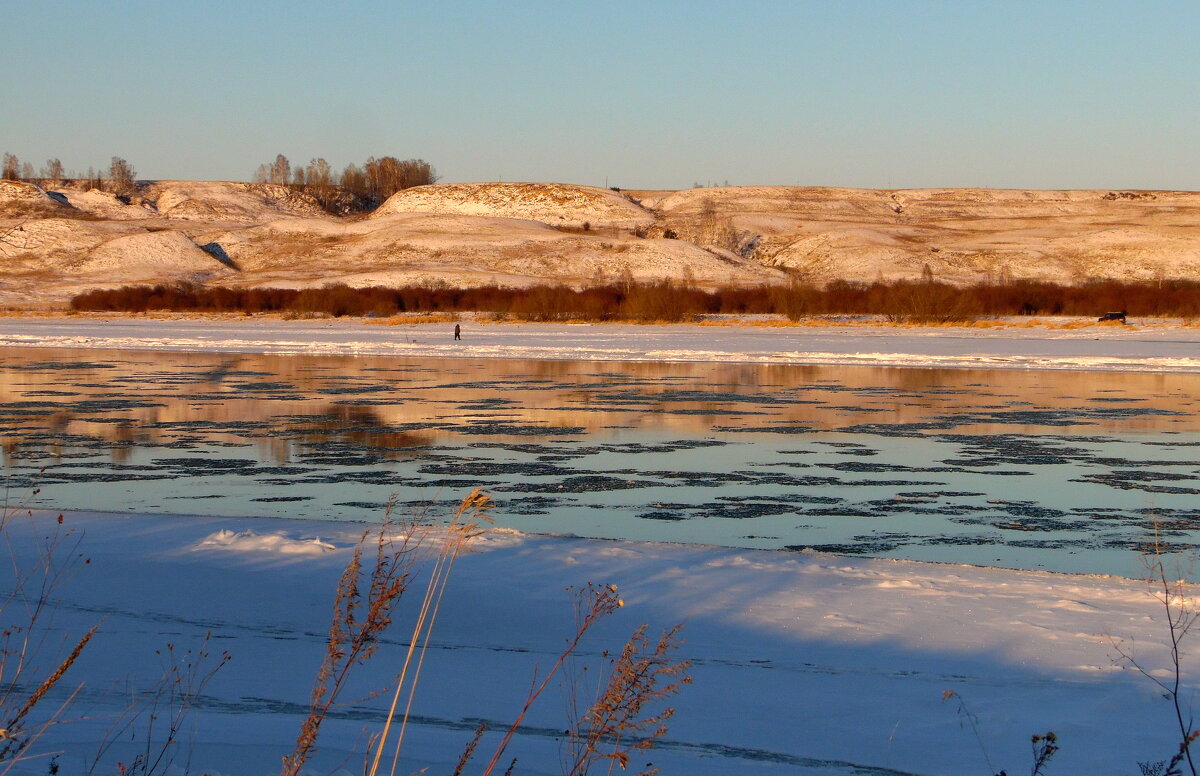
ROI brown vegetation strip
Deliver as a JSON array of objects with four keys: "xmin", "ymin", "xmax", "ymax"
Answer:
[{"xmin": 67, "ymin": 278, "xmax": 1200, "ymax": 322}]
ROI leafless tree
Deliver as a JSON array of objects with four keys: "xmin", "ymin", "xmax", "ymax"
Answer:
[
  {"xmin": 303, "ymin": 157, "xmax": 336, "ymax": 206},
  {"xmin": 269, "ymin": 154, "xmax": 291, "ymax": 186},
  {"xmin": 2, "ymin": 153, "xmax": 19, "ymax": 180},
  {"xmin": 249, "ymin": 154, "xmax": 434, "ymax": 212},
  {"xmin": 362, "ymin": 156, "xmax": 437, "ymax": 201},
  {"xmin": 108, "ymin": 156, "xmax": 137, "ymax": 197},
  {"xmin": 41, "ymin": 159, "xmax": 64, "ymax": 182},
  {"xmin": 341, "ymin": 163, "xmax": 365, "ymax": 196},
  {"xmin": 83, "ymin": 166, "xmax": 103, "ymax": 190},
  {"xmin": 305, "ymin": 158, "xmax": 333, "ymax": 190}
]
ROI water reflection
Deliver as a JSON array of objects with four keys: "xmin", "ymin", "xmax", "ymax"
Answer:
[{"xmin": 3, "ymin": 346, "xmax": 1200, "ymax": 578}]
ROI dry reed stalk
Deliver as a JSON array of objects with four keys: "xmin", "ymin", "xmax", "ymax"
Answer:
[
  {"xmin": 91, "ymin": 634, "xmax": 230, "ymax": 776},
  {"xmin": 284, "ymin": 490, "xmax": 690, "ymax": 776},
  {"xmin": 366, "ymin": 489, "xmax": 492, "ymax": 776},
  {"xmin": 280, "ymin": 511, "xmax": 423, "ymax": 776},
  {"xmin": 473, "ymin": 583, "xmax": 624, "ymax": 776},
  {"xmin": 449, "ymin": 722, "xmax": 487, "ymax": 776},
  {"xmin": 0, "ymin": 506, "xmax": 95, "ymax": 771},
  {"xmin": 1112, "ymin": 527, "xmax": 1200, "ymax": 776},
  {"xmin": 562, "ymin": 624, "xmax": 692, "ymax": 776}
]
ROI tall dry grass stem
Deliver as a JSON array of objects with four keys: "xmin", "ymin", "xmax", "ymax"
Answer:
[
  {"xmin": 473, "ymin": 583, "xmax": 624, "ymax": 776},
  {"xmin": 87, "ymin": 634, "xmax": 230, "ymax": 776},
  {"xmin": 1112, "ymin": 526, "xmax": 1199, "ymax": 776},
  {"xmin": 0, "ymin": 500, "xmax": 96, "ymax": 774},
  {"xmin": 281, "ymin": 505, "xmax": 425, "ymax": 776},
  {"xmin": 365, "ymin": 488, "xmax": 492, "ymax": 776},
  {"xmin": 562, "ymin": 623, "xmax": 692, "ymax": 776}
]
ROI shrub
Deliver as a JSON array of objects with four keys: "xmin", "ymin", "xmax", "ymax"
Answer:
[{"xmin": 71, "ymin": 278, "xmax": 1200, "ymax": 321}]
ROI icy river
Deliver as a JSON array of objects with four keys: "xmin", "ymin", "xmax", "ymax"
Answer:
[{"xmin": 3, "ymin": 345, "xmax": 1200, "ymax": 578}]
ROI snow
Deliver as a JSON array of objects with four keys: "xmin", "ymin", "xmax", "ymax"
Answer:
[
  {"xmin": 71, "ymin": 231, "xmax": 232, "ymax": 278},
  {"xmin": 1, "ymin": 508, "xmax": 1192, "ymax": 776},
  {"xmin": 2, "ymin": 315, "xmax": 1200, "ymax": 372},
  {"xmin": 634, "ymin": 185, "xmax": 1200, "ymax": 285},
  {"xmin": 12, "ymin": 180, "xmax": 1200, "ymax": 307},
  {"xmin": 149, "ymin": 180, "xmax": 326, "ymax": 221},
  {"xmin": 375, "ymin": 182, "xmax": 655, "ymax": 228},
  {"xmin": 193, "ymin": 528, "xmax": 338, "ymax": 555},
  {"xmin": 2, "ymin": 316, "xmax": 1199, "ymax": 774},
  {"xmin": 0, "ymin": 179, "xmax": 54, "ymax": 203}
]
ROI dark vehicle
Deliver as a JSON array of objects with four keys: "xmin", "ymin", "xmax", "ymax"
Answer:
[{"xmin": 1097, "ymin": 311, "xmax": 1127, "ymax": 323}]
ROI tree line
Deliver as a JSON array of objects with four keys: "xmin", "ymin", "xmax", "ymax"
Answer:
[
  {"xmin": 2, "ymin": 153, "xmax": 138, "ymax": 198},
  {"xmin": 252, "ymin": 154, "xmax": 436, "ymax": 213},
  {"xmin": 2, "ymin": 151, "xmax": 436, "ymax": 212}
]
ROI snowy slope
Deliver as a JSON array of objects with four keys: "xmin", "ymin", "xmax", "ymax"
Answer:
[
  {"xmin": 7, "ymin": 180, "xmax": 1200, "ymax": 307},
  {"xmin": 375, "ymin": 181, "xmax": 655, "ymax": 227}
]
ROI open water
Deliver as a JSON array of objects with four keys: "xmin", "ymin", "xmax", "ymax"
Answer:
[{"xmin": 3, "ymin": 346, "xmax": 1200, "ymax": 578}]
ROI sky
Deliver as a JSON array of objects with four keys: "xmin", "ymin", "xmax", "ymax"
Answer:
[{"xmin": 4, "ymin": 1, "xmax": 1199, "ymax": 190}]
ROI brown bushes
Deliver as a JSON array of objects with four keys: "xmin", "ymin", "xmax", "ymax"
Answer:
[{"xmin": 69, "ymin": 278, "xmax": 1200, "ymax": 322}]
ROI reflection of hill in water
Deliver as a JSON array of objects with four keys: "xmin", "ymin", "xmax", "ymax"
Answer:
[{"xmin": 2, "ymin": 347, "xmax": 1200, "ymax": 465}]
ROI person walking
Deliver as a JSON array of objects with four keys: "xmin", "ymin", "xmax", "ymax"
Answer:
[{"xmin": 454, "ymin": 323, "xmax": 462, "ymax": 341}]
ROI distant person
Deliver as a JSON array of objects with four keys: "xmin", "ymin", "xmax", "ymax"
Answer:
[{"xmin": 454, "ymin": 323, "xmax": 462, "ymax": 341}]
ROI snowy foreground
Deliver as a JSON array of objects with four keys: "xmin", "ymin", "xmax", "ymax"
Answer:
[
  {"xmin": 4, "ymin": 509, "xmax": 1194, "ymax": 776},
  {"xmin": 4, "ymin": 317, "xmax": 1200, "ymax": 775},
  {"xmin": 2, "ymin": 314, "xmax": 1200, "ymax": 371}
]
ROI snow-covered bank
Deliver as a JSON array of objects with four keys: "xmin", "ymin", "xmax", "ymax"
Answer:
[
  {"xmin": 3, "ymin": 315, "xmax": 1200, "ymax": 371},
  {"xmin": 4, "ymin": 509, "xmax": 1194, "ymax": 776}
]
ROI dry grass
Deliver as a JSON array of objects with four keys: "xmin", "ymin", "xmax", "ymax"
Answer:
[
  {"xmin": 365, "ymin": 490, "xmax": 492, "ymax": 776},
  {"xmin": 1112, "ymin": 530, "xmax": 1200, "ymax": 776},
  {"xmin": 369, "ymin": 312, "xmax": 461, "ymax": 325},
  {"xmin": 0, "ymin": 504, "xmax": 95, "ymax": 774},
  {"xmin": 274, "ymin": 490, "xmax": 691, "ymax": 776},
  {"xmin": 563, "ymin": 623, "xmax": 692, "ymax": 776},
  {"xmin": 89, "ymin": 635, "xmax": 230, "ymax": 776},
  {"xmin": 282, "ymin": 506, "xmax": 425, "ymax": 776}
]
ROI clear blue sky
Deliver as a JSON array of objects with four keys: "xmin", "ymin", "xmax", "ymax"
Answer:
[{"xmin": 4, "ymin": 1, "xmax": 1198, "ymax": 190}]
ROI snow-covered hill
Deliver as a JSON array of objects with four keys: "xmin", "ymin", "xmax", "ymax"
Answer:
[{"xmin": 5, "ymin": 179, "xmax": 1200, "ymax": 307}]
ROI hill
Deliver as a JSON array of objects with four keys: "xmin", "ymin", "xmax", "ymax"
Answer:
[{"xmin": 4, "ymin": 179, "xmax": 1200, "ymax": 307}]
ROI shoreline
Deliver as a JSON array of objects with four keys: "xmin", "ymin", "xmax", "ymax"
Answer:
[
  {"xmin": 3, "ymin": 317, "xmax": 1199, "ymax": 773},
  {"xmin": 2, "ymin": 313, "xmax": 1200, "ymax": 372}
]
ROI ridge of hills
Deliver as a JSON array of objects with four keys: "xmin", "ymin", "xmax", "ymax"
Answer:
[{"xmin": 3, "ymin": 177, "xmax": 1200, "ymax": 308}]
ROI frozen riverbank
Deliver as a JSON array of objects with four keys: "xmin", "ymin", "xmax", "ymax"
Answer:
[
  {"xmin": 2, "ymin": 315, "xmax": 1200, "ymax": 371},
  {"xmin": 3, "ymin": 508, "xmax": 1193, "ymax": 776},
  {"xmin": 4, "ymin": 315, "xmax": 1198, "ymax": 775}
]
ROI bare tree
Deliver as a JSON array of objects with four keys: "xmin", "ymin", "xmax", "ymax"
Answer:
[
  {"xmin": 249, "ymin": 154, "xmax": 435, "ymax": 212},
  {"xmin": 305, "ymin": 158, "xmax": 333, "ymax": 190},
  {"xmin": 304, "ymin": 158, "xmax": 336, "ymax": 207},
  {"xmin": 269, "ymin": 154, "xmax": 291, "ymax": 186},
  {"xmin": 362, "ymin": 156, "xmax": 436, "ymax": 201},
  {"xmin": 2, "ymin": 153, "xmax": 19, "ymax": 180},
  {"xmin": 108, "ymin": 156, "xmax": 137, "ymax": 197},
  {"xmin": 42, "ymin": 158, "xmax": 64, "ymax": 182},
  {"xmin": 341, "ymin": 163, "xmax": 365, "ymax": 197}
]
